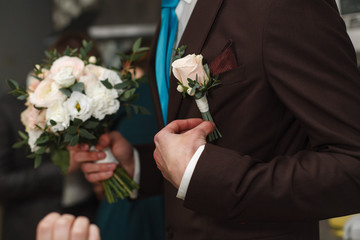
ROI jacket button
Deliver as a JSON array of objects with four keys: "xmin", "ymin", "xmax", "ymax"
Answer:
[{"xmin": 166, "ymin": 226, "xmax": 174, "ymax": 239}]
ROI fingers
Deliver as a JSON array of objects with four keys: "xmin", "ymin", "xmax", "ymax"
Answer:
[
  {"xmin": 89, "ymin": 224, "xmax": 101, "ymax": 240},
  {"xmin": 85, "ymin": 171, "xmax": 114, "ymax": 183},
  {"xmin": 37, "ymin": 213, "xmax": 100, "ymax": 240},
  {"xmin": 70, "ymin": 216, "xmax": 90, "ymax": 240},
  {"xmin": 95, "ymin": 134, "xmax": 111, "ymax": 150},
  {"xmin": 53, "ymin": 214, "xmax": 76, "ymax": 240},
  {"xmin": 73, "ymin": 151, "xmax": 106, "ymax": 163},
  {"xmin": 189, "ymin": 121, "xmax": 216, "ymax": 138},
  {"xmin": 37, "ymin": 212, "xmax": 61, "ymax": 240},
  {"xmin": 165, "ymin": 118, "xmax": 204, "ymax": 134}
]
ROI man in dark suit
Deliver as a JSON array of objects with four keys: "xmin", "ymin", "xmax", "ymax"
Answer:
[{"xmin": 73, "ymin": 0, "xmax": 360, "ymax": 239}]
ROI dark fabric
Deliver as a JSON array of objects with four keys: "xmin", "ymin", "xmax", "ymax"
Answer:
[
  {"xmin": 142, "ymin": 0, "xmax": 360, "ymax": 239},
  {"xmin": 0, "ymin": 94, "xmax": 63, "ymax": 240}
]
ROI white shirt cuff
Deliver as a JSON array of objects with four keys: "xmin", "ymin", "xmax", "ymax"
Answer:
[
  {"xmin": 176, "ymin": 145, "xmax": 205, "ymax": 200},
  {"xmin": 130, "ymin": 148, "xmax": 140, "ymax": 199}
]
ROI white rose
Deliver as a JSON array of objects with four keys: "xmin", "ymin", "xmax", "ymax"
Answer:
[
  {"xmin": 86, "ymin": 81, "xmax": 120, "ymax": 120},
  {"xmin": 172, "ymin": 54, "xmax": 209, "ymax": 87},
  {"xmin": 53, "ymin": 67, "xmax": 76, "ymax": 87},
  {"xmin": 29, "ymin": 77, "xmax": 66, "ymax": 108},
  {"xmin": 78, "ymin": 72, "xmax": 98, "ymax": 91},
  {"xmin": 84, "ymin": 64, "xmax": 122, "ymax": 90},
  {"xmin": 46, "ymin": 101, "xmax": 70, "ymax": 132},
  {"xmin": 27, "ymin": 129, "xmax": 43, "ymax": 152},
  {"xmin": 50, "ymin": 56, "xmax": 85, "ymax": 77},
  {"xmin": 64, "ymin": 92, "xmax": 93, "ymax": 122}
]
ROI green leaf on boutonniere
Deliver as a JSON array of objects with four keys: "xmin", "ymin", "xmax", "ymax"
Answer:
[
  {"xmin": 101, "ymin": 79, "xmax": 113, "ymax": 89},
  {"xmin": 60, "ymin": 88, "xmax": 72, "ymax": 98},
  {"xmin": 35, "ymin": 146, "xmax": 47, "ymax": 155},
  {"xmin": 71, "ymin": 82, "xmax": 84, "ymax": 93}
]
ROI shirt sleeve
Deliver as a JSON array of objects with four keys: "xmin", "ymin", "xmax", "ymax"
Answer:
[{"xmin": 176, "ymin": 145, "xmax": 205, "ymax": 200}]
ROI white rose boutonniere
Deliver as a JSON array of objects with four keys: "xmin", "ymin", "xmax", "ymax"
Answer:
[{"xmin": 172, "ymin": 47, "xmax": 222, "ymax": 142}]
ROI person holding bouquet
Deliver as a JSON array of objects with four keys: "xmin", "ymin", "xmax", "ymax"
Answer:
[{"xmin": 72, "ymin": 0, "xmax": 360, "ymax": 239}]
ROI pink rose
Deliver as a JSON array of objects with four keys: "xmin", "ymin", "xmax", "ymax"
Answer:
[
  {"xmin": 50, "ymin": 56, "xmax": 85, "ymax": 77},
  {"xmin": 172, "ymin": 54, "xmax": 209, "ymax": 87},
  {"xmin": 21, "ymin": 105, "xmax": 46, "ymax": 131},
  {"xmin": 29, "ymin": 77, "xmax": 67, "ymax": 108}
]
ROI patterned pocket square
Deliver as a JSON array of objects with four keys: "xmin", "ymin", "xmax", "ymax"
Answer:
[{"xmin": 209, "ymin": 39, "xmax": 238, "ymax": 75}]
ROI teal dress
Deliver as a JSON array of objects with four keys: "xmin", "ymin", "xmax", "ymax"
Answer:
[{"xmin": 96, "ymin": 82, "xmax": 164, "ymax": 240}]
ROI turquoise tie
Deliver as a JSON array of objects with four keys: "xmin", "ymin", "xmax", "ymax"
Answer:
[{"xmin": 155, "ymin": 0, "xmax": 180, "ymax": 125}]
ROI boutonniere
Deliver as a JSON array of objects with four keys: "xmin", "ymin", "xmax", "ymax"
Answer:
[{"xmin": 171, "ymin": 46, "xmax": 222, "ymax": 142}]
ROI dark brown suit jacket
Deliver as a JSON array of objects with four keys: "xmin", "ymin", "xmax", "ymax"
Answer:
[{"xmin": 141, "ymin": 0, "xmax": 360, "ymax": 239}]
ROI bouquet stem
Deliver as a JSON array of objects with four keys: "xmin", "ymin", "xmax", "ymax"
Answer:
[
  {"xmin": 102, "ymin": 166, "xmax": 139, "ymax": 203},
  {"xmin": 93, "ymin": 146, "xmax": 139, "ymax": 203}
]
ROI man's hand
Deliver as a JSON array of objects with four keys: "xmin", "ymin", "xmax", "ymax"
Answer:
[
  {"xmin": 69, "ymin": 131, "xmax": 135, "ymax": 183},
  {"xmin": 153, "ymin": 118, "xmax": 215, "ymax": 188},
  {"xmin": 36, "ymin": 212, "xmax": 100, "ymax": 240}
]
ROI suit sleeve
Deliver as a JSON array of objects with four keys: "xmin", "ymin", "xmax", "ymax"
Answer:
[{"xmin": 184, "ymin": 0, "xmax": 360, "ymax": 221}]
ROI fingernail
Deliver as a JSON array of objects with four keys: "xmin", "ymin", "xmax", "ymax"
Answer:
[
  {"xmin": 97, "ymin": 152, "xmax": 106, "ymax": 159},
  {"xmin": 105, "ymin": 171, "xmax": 113, "ymax": 177}
]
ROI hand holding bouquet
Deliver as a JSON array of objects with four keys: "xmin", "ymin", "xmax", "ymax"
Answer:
[{"xmin": 7, "ymin": 39, "xmax": 149, "ymax": 203}]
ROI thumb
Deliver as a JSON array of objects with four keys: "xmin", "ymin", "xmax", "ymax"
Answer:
[{"xmin": 188, "ymin": 121, "xmax": 216, "ymax": 138}]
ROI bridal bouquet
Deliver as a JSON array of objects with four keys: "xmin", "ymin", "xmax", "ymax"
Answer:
[
  {"xmin": 7, "ymin": 39, "xmax": 149, "ymax": 203},
  {"xmin": 172, "ymin": 46, "xmax": 222, "ymax": 142}
]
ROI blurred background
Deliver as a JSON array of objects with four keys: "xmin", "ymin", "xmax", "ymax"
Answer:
[{"xmin": 0, "ymin": 0, "xmax": 359, "ymax": 240}]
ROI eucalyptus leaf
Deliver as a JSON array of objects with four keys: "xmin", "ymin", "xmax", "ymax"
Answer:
[
  {"xmin": 70, "ymin": 135, "xmax": 79, "ymax": 146},
  {"xmin": 35, "ymin": 136, "xmax": 50, "ymax": 145},
  {"xmin": 12, "ymin": 140, "xmax": 26, "ymax": 149},
  {"xmin": 50, "ymin": 120, "xmax": 57, "ymax": 126},
  {"xmin": 17, "ymin": 95, "xmax": 27, "ymax": 100},
  {"xmin": 34, "ymin": 155, "xmax": 42, "ymax": 168},
  {"xmin": 51, "ymin": 149, "xmax": 70, "ymax": 174},
  {"xmin": 67, "ymin": 126, "xmax": 78, "ymax": 135},
  {"xmin": 6, "ymin": 79, "xmax": 19, "ymax": 90},
  {"xmin": 73, "ymin": 118, "xmax": 83, "ymax": 125},
  {"xmin": 18, "ymin": 131, "xmax": 28, "ymax": 140},
  {"xmin": 79, "ymin": 128, "xmax": 96, "ymax": 140},
  {"xmin": 101, "ymin": 79, "xmax": 113, "ymax": 89},
  {"xmin": 60, "ymin": 88, "xmax": 72, "ymax": 98},
  {"xmin": 71, "ymin": 82, "xmax": 84, "ymax": 93},
  {"xmin": 132, "ymin": 38, "xmax": 142, "ymax": 53},
  {"xmin": 114, "ymin": 81, "xmax": 130, "ymax": 89},
  {"xmin": 83, "ymin": 121, "xmax": 99, "ymax": 129}
]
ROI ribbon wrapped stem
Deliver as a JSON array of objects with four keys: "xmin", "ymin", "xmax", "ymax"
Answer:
[
  {"xmin": 195, "ymin": 96, "xmax": 222, "ymax": 142},
  {"xmin": 92, "ymin": 146, "xmax": 139, "ymax": 203}
]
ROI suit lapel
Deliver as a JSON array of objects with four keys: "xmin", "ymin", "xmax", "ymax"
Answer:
[{"xmin": 166, "ymin": 0, "xmax": 224, "ymax": 123}]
